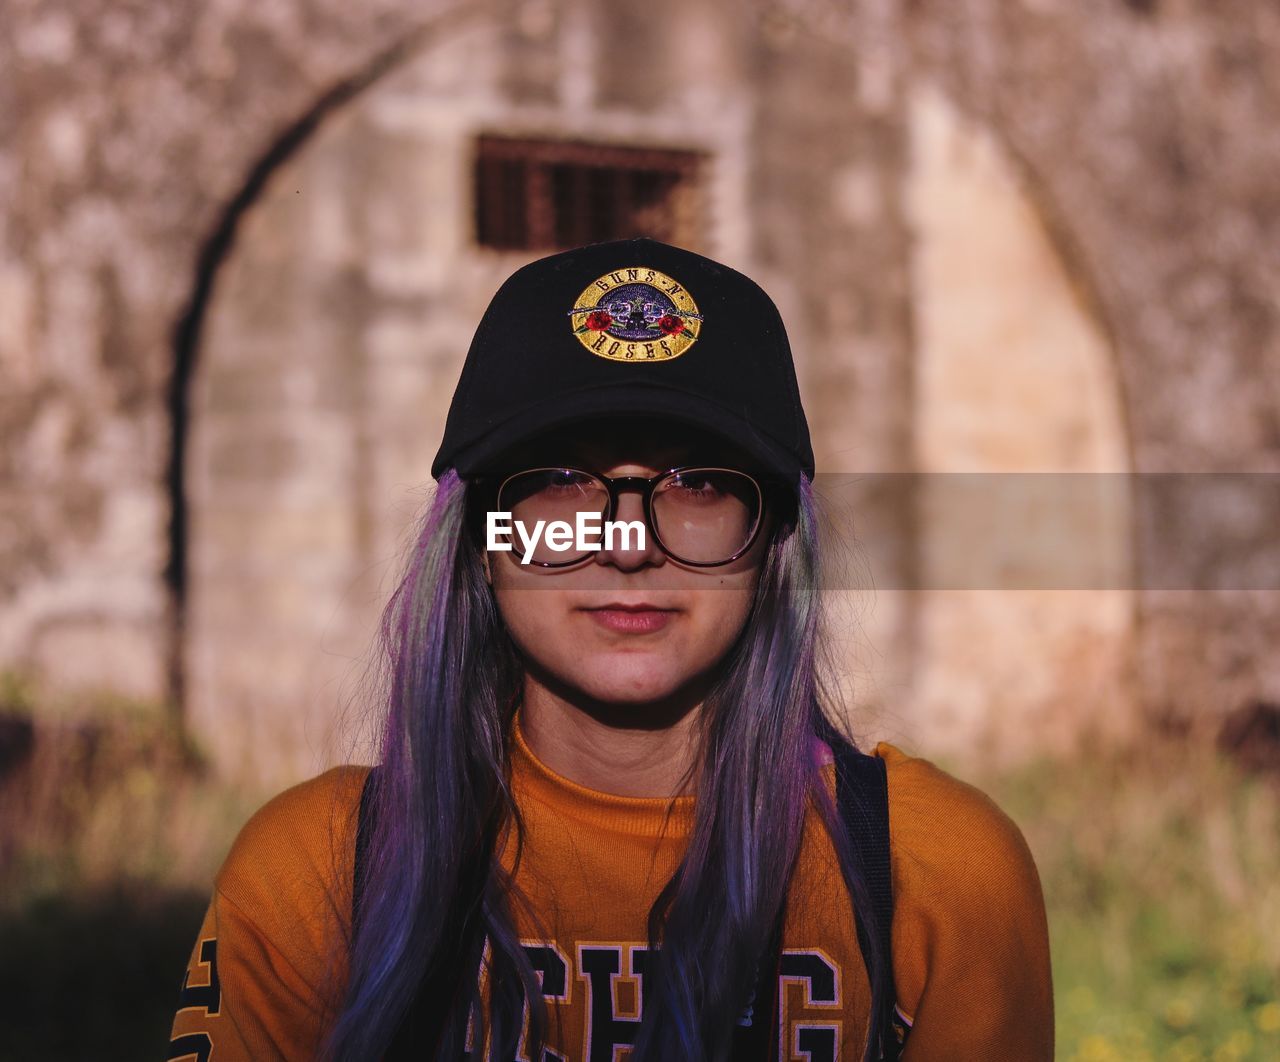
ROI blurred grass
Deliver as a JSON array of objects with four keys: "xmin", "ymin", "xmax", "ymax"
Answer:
[
  {"xmin": 964, "ymin": 734, "xmax": 1280, "ymax": 1061},
  {"xmin": 1, "ymin": 664, "xmax": 1278, "ymax": 1059}
]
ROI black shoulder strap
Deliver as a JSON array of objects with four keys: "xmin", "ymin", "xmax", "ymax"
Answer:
[
  {"xmin": 352, "ymin": 765, "xmax": 379, "ymax": 936},
  {"xmin": 733, "ymin": 744, "xmax": 903, "ymax": 1062},
  {"xmin": 730, "ymin": 898, "xmax": 787, "ymax": 1059},
  {"xmin": 833, "ymin": 742, "xmax": 903, "ymax": 1061}
]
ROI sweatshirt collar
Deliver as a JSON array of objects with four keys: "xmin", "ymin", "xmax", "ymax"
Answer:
[{"xmin": 510, "ymin": 706, "xmax": 697, "ymax": 839}]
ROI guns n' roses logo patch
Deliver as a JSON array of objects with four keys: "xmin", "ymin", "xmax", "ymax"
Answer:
[{"xmin": 569, "ymin": 267, "xmax": 703, "ymax": 362}]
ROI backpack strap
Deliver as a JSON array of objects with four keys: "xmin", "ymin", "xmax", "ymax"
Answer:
[
  {"xmin": 734, "ymin": 742, "xmax": 902, "ymax": 1062},
  {"xmin": 730, "ymin": 898, "xmax": 787, "ymax": 1060},
  {"xmin": 833, "ymin": 742, "xmax": 903, "ymax": 1061},
  {"xmin": 351, "ymin": 765, "xmax": 378, "ymax": 937}
]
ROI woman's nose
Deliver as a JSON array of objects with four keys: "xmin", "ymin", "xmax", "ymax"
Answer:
[{"xmin": 597, "ymin": 490, "xmax": 666, "ymax": 570}]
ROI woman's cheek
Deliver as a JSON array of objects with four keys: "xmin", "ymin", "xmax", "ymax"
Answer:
[{"xmin": 492, "ymin": 588, "xmax": 565, "ymax": 661}]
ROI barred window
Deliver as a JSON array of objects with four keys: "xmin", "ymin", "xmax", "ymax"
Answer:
[{"xmin": 474, "ymin": 135, "xmax": 704, "ymax": 250}]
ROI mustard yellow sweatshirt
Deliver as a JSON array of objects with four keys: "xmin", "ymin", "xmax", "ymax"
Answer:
[{"xmin": 168, "ymin": 715, "xmax": 1053, "ymax": 1060}]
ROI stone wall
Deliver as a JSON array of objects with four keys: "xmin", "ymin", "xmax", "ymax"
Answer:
[
  {"xmin": 0, "ymin": 0, "xmax": 449, "ymax": 716},
  {"xmin": 2, "ymin": 0, "xmax": 1276, "ymax": 783}
]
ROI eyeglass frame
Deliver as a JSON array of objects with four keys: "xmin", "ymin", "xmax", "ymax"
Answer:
[{"xmin": 480, "ymin": 464, "xmax": 769, "ymax": 568}]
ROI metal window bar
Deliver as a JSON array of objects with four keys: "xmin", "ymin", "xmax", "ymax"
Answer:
[{"xmin": 474, "ymin": 135, "xmax": 703, "ymax": 250}]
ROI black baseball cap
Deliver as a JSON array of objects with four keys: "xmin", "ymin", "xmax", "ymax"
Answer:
[{"xmin": 431, "ymin": 237, "xmax": 814, "ymax": 483}]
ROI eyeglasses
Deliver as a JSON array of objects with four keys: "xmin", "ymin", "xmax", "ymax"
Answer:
[{"xmin": 492, "ymin": 466, "xmax": 766, "ymax": 567}]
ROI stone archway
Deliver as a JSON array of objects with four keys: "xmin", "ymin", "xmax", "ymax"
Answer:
[
  {"xmin": 176, "ymin": 10, "xmax": 510, "ymax": 785},
  {"xmin": 904, "ymin": 84, "xmax": 1137, "ymax": 763}
]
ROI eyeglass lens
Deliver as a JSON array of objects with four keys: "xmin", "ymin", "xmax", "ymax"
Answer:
[{"xmin": 497, "ymin": 468, "xmax": 761, "ymax": 565}]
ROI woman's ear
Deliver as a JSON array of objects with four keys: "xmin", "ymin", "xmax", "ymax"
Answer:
[{"xmin": 481, "ymin": 550, "xmax": 493, "ymax": 586}]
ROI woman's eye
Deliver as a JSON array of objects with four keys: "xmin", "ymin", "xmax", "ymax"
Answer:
[
  {"xmin": 672, "ymin": 475, "xmax": 720, "ymax": 497},
  {"xmin": 542, "ymin": 472, "xmax": 592, "ymax": 493}
]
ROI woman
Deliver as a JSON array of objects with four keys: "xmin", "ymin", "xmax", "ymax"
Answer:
[{"xmin": 168, "ymin": 237, "xmax": 1053, "ymax": 1061}]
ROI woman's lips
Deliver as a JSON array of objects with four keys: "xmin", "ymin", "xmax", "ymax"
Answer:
[{"xmin": 582, "ymin": 605, "xmax": 677, "ymax": 634}]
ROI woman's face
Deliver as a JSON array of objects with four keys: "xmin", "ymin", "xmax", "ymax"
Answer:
[{"xmin": 481, "ymin": 417, "xmax": 775, "ymax": 710}]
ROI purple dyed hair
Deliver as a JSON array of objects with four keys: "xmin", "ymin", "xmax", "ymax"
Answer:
[{"xmin": 322, "ymin": 468, "xmax": 891, "ymax": 1061}]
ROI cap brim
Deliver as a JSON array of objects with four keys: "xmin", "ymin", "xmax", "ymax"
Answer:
[{"xmin": 435, "ymin": 381, "xmax": 807, "ymax": 484}]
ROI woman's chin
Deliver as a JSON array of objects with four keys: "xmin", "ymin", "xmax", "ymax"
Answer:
[{"xmin": 571, "ymin": 663, "xmax": 692, "ymax": 706}]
